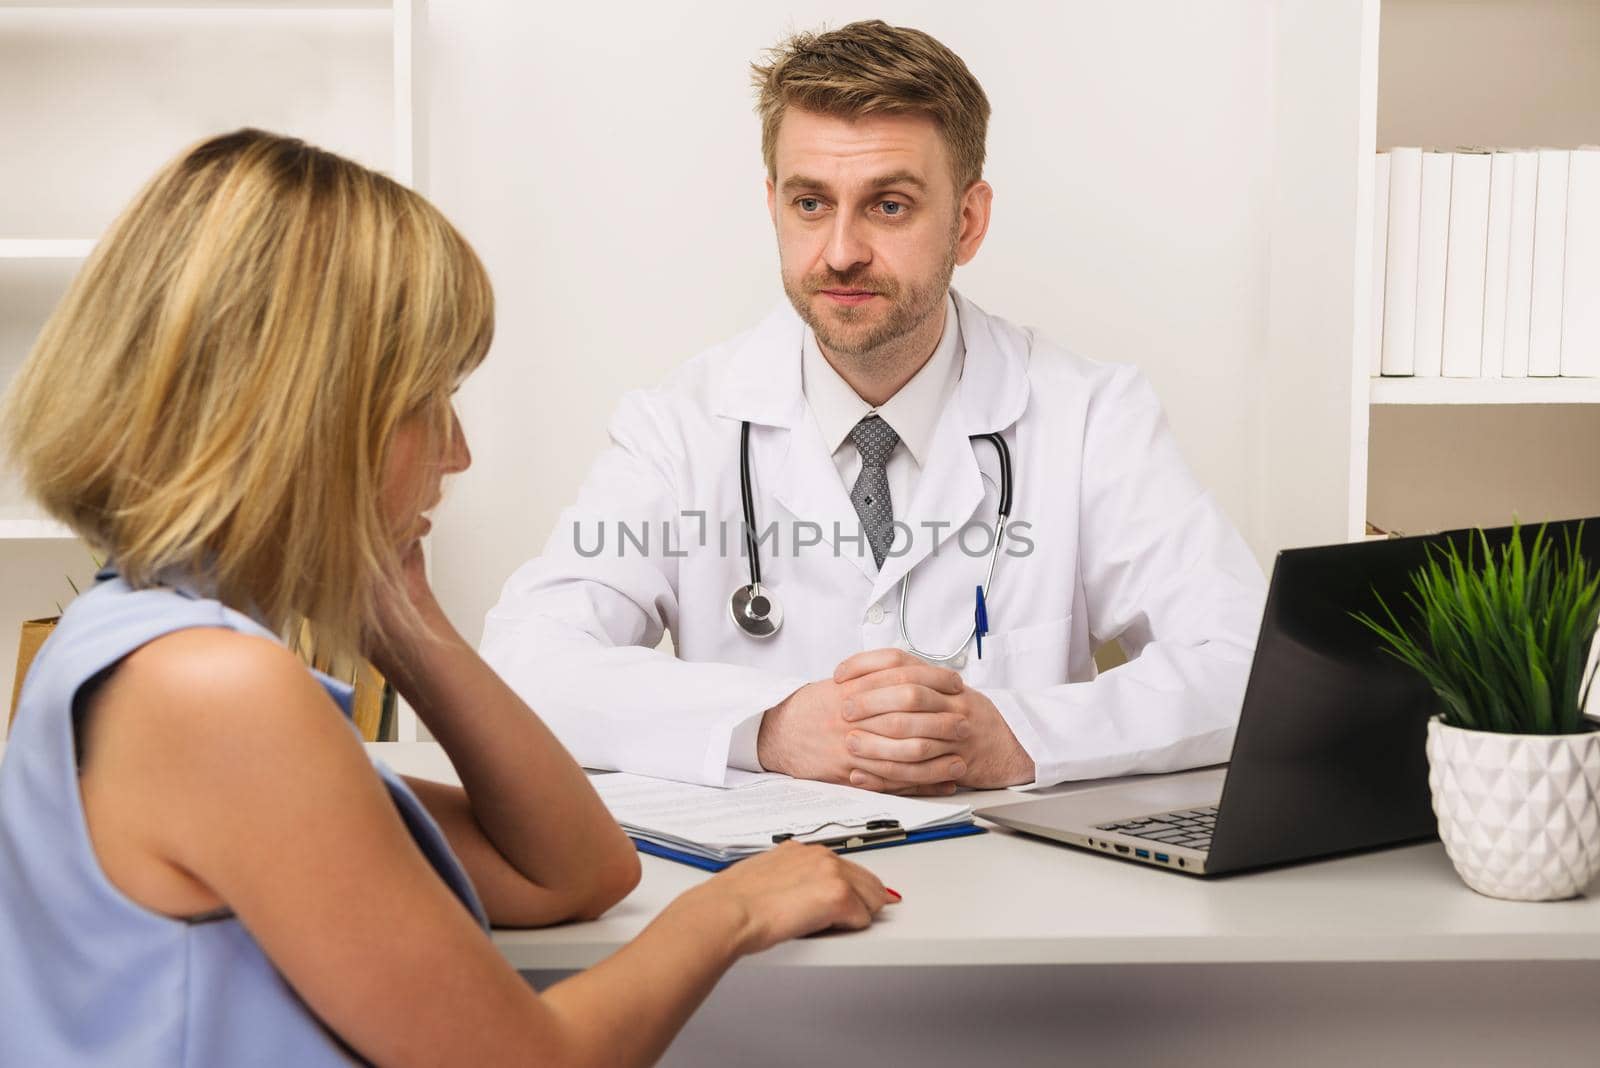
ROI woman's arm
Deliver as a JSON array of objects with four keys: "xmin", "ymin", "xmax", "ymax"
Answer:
[
  {"xmin": 537, "ymin": 839, "xmax": 890, "ymax": 1065},
  {"xmin": 80, "ymin": 629, "xmax": 893, "ymax": 1067},
  {"xmin": 368, "ymin": 542, "xmax": 640, "ymax": 926}
]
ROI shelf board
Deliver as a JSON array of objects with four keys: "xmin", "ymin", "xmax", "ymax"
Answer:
[
  {"xmin": 0, "ymin": 2, "xmax": 389, "ymax": 9},
  {"xmin": 1370, "ymin": 377, "xmax": 1600, "ymax": 406},
  {"xmin": 0, "ymin": 239, "xmax": 94, "ymax": 259},
  {"xmin": 0, "ymin": 518, "xmax": 76, "ymax": 540}
]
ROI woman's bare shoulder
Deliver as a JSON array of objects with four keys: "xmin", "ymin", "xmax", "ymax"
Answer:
[
  {"xmin": 78, "ymin": 626, "xmax": 373, "ymax": 917},
  {"xmin": 87, "ymin": 624, "xmax": 365, "ymax": 790}
]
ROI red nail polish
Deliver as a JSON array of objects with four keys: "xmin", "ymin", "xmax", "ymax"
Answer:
[{"xmin": 885, "ymin": 887, "xmax": 902, "ymax": 901}]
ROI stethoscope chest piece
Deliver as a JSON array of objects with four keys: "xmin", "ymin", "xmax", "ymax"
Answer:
[{"xmin": 729, "ymin": 583, "xmax": 782, "ymax": 639}]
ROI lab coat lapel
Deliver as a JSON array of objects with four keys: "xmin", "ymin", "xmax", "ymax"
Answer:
[
  {"xmin": 713, "ymin": 301, "xmax": 877, "ymax": 585},
  {"xmin": 712, "ymin": 302, "xmax": 806, "ymax": 430}
]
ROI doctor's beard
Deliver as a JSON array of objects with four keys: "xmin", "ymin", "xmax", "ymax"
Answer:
[{"xmin": 783, "ymin": 241, "xmax": 957, "ymax": 372}]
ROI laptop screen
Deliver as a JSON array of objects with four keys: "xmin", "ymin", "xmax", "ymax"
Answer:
[{"xmin": 1206, "ymin": 516, "xmax": 1600, "ymax": 873}]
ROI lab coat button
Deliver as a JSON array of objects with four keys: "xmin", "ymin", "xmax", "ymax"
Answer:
[
  {"xmin": 952, "ymin": 652, "xmax": 968, "ymax": 669},
  {"xmin": 866, "ymin": 604, "xmax": 886, "ymax": 625}
]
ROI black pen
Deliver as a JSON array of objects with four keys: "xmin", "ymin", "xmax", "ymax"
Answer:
[{"xmin": 771, "ymin": 819, "xmax": 905, "ymax": 850}]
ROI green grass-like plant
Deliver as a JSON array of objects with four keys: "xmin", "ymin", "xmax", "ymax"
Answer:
[{"xmin": 1353, "ymin": 522, "xmax": 1600, "ymax": 735}]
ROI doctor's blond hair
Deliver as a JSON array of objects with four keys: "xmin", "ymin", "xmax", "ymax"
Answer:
[
  {"xmin": 751, "ymin": 20, "xmax": 991, "ymax": 191},
  {"xmin": 3, "ymin": 129, "xmax": 494, "ymax": 660}
]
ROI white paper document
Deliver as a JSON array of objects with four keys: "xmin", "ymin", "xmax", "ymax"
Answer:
[{"xmin": 591, "ymin": 772, "xmax": 975, "ymax": 862}]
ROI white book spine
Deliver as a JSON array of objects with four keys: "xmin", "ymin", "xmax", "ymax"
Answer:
[
  {"xmin": 1502, "ymin": 150, "xmax": 1539, "ymax": 378},
  {"xmin": 1371, "ymin": 152, "xmax": 1391, "ymax": 377},
  {"xmin": 1381, "ymin": 147, "xmax": 1423, "ymax": 376},
  {"xmin": 1528, "ymin": 148, "xmax": 1570, "ymax": 377},
  {"xmin": 1479, "ymin": 152, "xmax": 1515, "ymax": 378},
  {"xmin": 1441, "ymin": 152, "xmax": 1491, "ymax": 377},
  {"xmin": 1560, "ymin": 148, "xmax": 1600, "ymax": 377},
  {"xmin": 1412, "ymin": 151, "xmax": 1453, "ymax": 377}
]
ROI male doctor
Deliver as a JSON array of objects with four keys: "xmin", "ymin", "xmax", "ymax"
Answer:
[{"xmin": 482, "ymin": 20, "xmax": 1266, "ymax": 793}]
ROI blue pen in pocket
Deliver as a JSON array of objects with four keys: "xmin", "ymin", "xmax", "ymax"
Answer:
[{"xmin": 974, "ymin": 584, "xmax": 989, "ymax": 659}]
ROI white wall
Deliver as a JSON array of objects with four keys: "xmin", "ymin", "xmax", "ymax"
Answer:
[{"xmin": 423, "ymin": 1, "xmax": 1275, "ymax": 644}]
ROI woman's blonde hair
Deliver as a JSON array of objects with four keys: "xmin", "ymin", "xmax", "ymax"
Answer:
[{"xmin": 3, "ymin": 129, "xmax": 493, "ymax": 659}]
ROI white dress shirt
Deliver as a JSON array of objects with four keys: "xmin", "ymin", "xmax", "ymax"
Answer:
[{"xmin": 802, "ymin": 292, "xmax": 964, "ymax": 533}]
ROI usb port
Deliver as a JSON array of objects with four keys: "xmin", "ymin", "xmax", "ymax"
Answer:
[
  {"xmin": 1114, "ymin": 844, "xmax": 1129, "ymax": 854},
  {"xmin": 1134, "ymin": 848, "xmax": 1150, "ymax": 859},
  {"xmin": 1154, "ymin": 853, "xmax": 1170, "ymax": 863}
]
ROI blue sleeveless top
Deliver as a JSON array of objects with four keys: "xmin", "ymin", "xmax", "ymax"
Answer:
[{"xmin": 0, "ymin": 572, "xmax": 487, "ymax": 1066}]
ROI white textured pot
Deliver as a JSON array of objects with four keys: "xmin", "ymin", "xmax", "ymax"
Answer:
[{"xmin": 1426, "ymin": 717, "xmax": 1600, "ymax": 901}]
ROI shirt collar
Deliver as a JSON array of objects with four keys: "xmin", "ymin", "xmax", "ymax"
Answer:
[{"xmin": 801, "ymin": 292, "xmax": 963, "ymax": 467}]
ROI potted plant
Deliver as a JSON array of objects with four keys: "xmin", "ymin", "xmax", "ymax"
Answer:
[{"xmin": 1356, "ymin": 522, "xmax": 1600, "ymax": 901}]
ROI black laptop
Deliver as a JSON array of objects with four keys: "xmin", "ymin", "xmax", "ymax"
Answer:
[{"xmin": 982, "ymin": 516, "xmax": 1600, "ymax": 876}]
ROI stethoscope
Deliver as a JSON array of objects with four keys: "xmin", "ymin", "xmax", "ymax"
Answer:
[{"xmin": 729, "ymin": 420, "xmax": 1013, "ymax": 662}]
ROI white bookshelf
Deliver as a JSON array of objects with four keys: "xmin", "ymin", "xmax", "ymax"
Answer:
[
  {"xmin": 0, "ymin": 519, "xmax": 75, "ymax": 540},
  {"xmin": 1371, "ymin": 378, "xmax": 1600, "ymax": 405},
  {"xmin": 1263, "ymin": 0, "xmax": 1600, "ymax": 554},
  {"xmin": 1365, "ymin": 0, "xmax": 1600, "ymax": 534},
  {"xmin": 0, "ymin": 239, "xmax": 95, "ymax": 259},
  {"xmin": 0, "ymin": 0, "xmax": 422, "ymax": 739},
  {"xmin": 0, "ymin": 2, "xmax": 389, "ymax": 8}
]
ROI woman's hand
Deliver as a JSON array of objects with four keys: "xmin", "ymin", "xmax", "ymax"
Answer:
[
  {"xmin": 365, "ymin": 539, "xmax": 450, "ymax": 682},
  {"xmin": 684, "ymin": 842, "xmax": 898, "ymax": 957},
  {"xmin": 393, "ymin": 537, "xmax": 436, "ymax": 609},
  {"xmin": 356, "ymin": 535, "xmax": 643, "ymax": 930}
]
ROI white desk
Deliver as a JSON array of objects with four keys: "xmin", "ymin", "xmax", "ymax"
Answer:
[{"xmin": 373, "ymin": 743, "xmax": 1600, "ymax": 1066}]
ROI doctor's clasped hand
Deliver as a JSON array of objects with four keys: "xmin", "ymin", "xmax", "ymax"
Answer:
[{"xmin": 757, "ymin": 648, "xmax": 1035, "ymax": 794}]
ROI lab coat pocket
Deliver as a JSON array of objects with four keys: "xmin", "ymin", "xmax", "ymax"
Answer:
[{"xmin": 964, "ymin": 615, "xmax": 1072, "ymax": 690}]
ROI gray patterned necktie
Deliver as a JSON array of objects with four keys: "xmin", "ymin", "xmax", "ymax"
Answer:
[{"xmin": 848, "ymin": 414, "xmax": 900, "ymax": 568}]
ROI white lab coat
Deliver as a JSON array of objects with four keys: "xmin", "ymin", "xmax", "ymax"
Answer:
[{"xmin": 482, "ymin": 291, "xmax": 1266, "ymax": 788}]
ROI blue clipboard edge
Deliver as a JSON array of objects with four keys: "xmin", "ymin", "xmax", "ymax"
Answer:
[{"xmin": 631, "ymin": 822, "xmax": 987, "ymax": 873}]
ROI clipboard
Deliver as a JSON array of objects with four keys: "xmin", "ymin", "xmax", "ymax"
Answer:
[{"xmin": 631, "ymin": 822, "xmax": 987, "ymax": 872}]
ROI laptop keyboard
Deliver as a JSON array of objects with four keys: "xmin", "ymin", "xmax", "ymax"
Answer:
[{"xmin": 1095, "ymin": 806, "xmax": 1217, "ymax": 852}]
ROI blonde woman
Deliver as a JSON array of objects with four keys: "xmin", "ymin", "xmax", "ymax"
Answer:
[{"xmin": 0, "ymin": 130, "xmax": 894, "ymax": 1068}]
